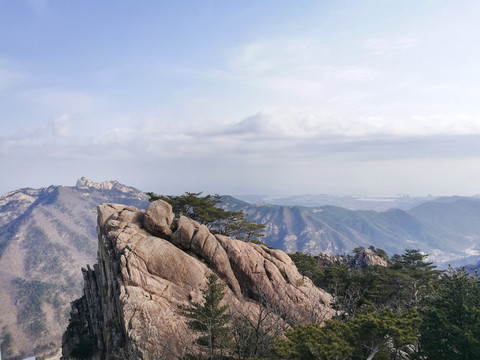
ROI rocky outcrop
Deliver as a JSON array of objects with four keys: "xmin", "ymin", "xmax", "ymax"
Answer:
[
  {"xmin": 352, "ymin": 247, "xmax": 389, "ymax": 268},
  {"xmin": 75, "ymin": 177, "xmax": 149, "ymax": 203},
  {"xmin": 62, "ymin": 200, "xmax": 334, "ymax": 359},
  {"xmin": 76, "ymin": 177, "xmax": 130, "ymax": 192},
  {"xmin": 315, "ymin": 247, "xmax": 388, "ymax": 269}
]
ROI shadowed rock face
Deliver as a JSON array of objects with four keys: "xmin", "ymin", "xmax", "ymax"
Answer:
[{"xmin": 62, "ymin": 200, "xmax": 334, "ymax": 360}]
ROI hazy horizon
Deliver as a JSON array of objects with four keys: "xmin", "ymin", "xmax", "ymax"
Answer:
[
  {"xmin": 2, "ymin": 175, "xmax": 479, "ymax": 201},
  {"xmin": 2, "ymin": 1, "xmax": 480, "ymax": 197}
]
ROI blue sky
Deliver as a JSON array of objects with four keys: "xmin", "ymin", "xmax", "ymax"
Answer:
[{"xmin": 1, "ymin": 0, "xmax": 480, "ymax": 196}]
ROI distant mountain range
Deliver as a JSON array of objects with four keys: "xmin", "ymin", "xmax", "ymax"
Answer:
[
  {"xmin": 222, "ymin": 195, "xmax": 480, "ymax": 265},
  {"xmin": 235, "ymin": 193, "xmax": 442, "ymax": 211},
  {"xmin": 0, "ymin": 177, "xmax": 149, "ymax": 359},
  {"xmin": 1, "ymin": 178, "xmax": 479, "ymax": 358}
]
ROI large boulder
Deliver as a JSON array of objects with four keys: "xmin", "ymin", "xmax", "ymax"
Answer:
[{"xmin": 142, "ymin": 199, "xmax": 174, "ymax": 239}]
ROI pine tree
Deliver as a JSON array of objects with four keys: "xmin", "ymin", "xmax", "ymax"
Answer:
[
  {"xmin": 147, "ymin": 191, "xmax": 265, "ymax": 242},
  {"xmin": 420, "ymin": 267, "xmax": 480, "ymax": 359},
  {"xmin": 180, "ymin": 273, "xmax": 232, "ymax": 360}
]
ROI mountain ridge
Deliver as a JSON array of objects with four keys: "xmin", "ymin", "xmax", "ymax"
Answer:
[
  {"xmin": 1, "ymin": 179, "xmax": 479, "ymax": 358},
  {"xmin": 221, "ymin": 195, "xmax": 480, "ymax": 264},
  {"xmin": 0, "ymin": 178, "xmax": 149, "ymax": 359}
]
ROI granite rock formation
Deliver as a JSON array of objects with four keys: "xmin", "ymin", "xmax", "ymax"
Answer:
[
  {"xmin": 352, "ymin": 247, "xmax": 389, "ymax": 268},
  {"xmin": 62, "ymin": 200, "xmax": 334, "ymax": 359},
  {"xmin": 315, "ymin": 247, "xmax": 388, "ymax": 269}
]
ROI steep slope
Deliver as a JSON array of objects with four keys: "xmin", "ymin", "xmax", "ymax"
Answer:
[
  {"xmin": 408, "ymin": 197, "xmax": 480, "ymax": 252},
  {"xmin": 62, "ymin": 201, "xmax": 333, "ymax": 360},
  {"xmin": 0, "ymin": 178, "xmax": 149, "ymax": 359},
  {"xmin": 221, "ymin": 195, "xmax": 480, "ymax": 262}
]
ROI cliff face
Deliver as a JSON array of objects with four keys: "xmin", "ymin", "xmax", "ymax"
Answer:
[{"xmin": 62, "ymin": 200, "xmax": 334, "ymax": 359}]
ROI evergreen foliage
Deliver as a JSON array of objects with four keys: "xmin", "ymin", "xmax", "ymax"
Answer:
[
  {"xmin": 349, "ymin": 309, "xmax": 420, "ymax": 359},
  {"xmin": 368, "ymin": 245, "xmax": 388, "ymax": 260},
  {"xmin": 290, "ymin": 248, "xmax": 441, "ymax": 317},
  {"xmin": 288, "ymin": 252, "xmax": 323, "ymax": 286},
  {"xmin": 275, "ymin": 321, "xmax": 354, "ymax": 360},
  {"xmin": 147, "ymin": 191, "xmax": 265, "ymax": 242},
  {"xmin": 419, "ymin": 267, "xmax": 480, "ymax": 359},
  {"xmin": 275, "ymin": 309, "xmax": 420, "ymax": 360},
  {"xmin": 173, "ymin": 247, "xmax": 480, "ymax": 360},
  {"xmin": 180, "ymin": 273, "xmax": 232, "ymax": 360},
  {"xmin": 282, "ymin": 248, "xmax": 450, "ymax": 359}
]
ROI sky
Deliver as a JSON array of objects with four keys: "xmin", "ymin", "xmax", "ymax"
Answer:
[{"xmin": 1, "ymin": 0, "xmax": 480, "ymax": 197}]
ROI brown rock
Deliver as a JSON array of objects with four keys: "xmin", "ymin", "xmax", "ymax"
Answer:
[
  {"xmin": 62, "ymin": 203, "xmax": 334, "ymax": 360},
  {"xmin": 352, "ymin": 247, "xmax": 388, "ymax": 268},
  {"xmin": 143, "ymin": 200, "xmax": 174, "ymax": 239}
]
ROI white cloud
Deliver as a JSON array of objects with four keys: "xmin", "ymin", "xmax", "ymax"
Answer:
[
  {"xmin": 0, "ymin": 114, "xmax": 71, "ymax": 151},
  {"xmin": 214, "ymin": 110, "xmax": 480, "ymax": 140},
  {"xmin": 3, "ymin": 104, "xmax": 480, "ymax": 166},
  {"xmin": 228, "ymin": 37, "xmax": 380, "ymax": 92},
  {"xmin": 229, "ymin": 39, "xmax": 320, "ymax": 75},
  {"xmin": 403, "ymin": 114, "xmax": 480, "ymax": 135}
]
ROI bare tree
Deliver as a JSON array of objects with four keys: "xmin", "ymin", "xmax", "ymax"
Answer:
[{"xmin": 229, "ymin": 285, "xmax": 297, "ymax": 360}]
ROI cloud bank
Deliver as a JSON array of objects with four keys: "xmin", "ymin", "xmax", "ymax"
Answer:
[{"xmin": 2, "ymin": 1, "xmax": 480, "ymax": 196}]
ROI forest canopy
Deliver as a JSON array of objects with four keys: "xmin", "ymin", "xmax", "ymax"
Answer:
[{"xmin": 174, "ymin": 246, "xmax": 480, "ymax": 360}]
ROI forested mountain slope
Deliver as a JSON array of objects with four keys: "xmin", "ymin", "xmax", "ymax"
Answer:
[
  {"xmin": 0, "ymin": 178, "xmax": 149, "ymax": 359},
  {"xmin": 222, "ymin": 195, "xmax": 480, "ymax": 264}
]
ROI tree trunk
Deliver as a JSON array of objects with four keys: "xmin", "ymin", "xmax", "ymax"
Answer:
[{"xmin": 366, "ymin": 344, "xmax": 380, "ymax": 360}]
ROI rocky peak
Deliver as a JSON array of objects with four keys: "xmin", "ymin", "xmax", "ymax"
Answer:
[
  {"xmin": 62, "ymin": 200, "xmax": 334, "ymax": 359},
  {"xmin": 75, "ymin": 177, "xmax": 149, "ymax": 204},
  {"xmin": 76, "ymin": 177, "xmax": 132, "ymax": 193},
  {"xmin": 76, "ymin": 176, "xmax": 122, "ymax": 190}
]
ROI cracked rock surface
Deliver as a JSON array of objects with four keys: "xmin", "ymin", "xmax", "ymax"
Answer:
[{"xmin": 62, "ymin": 200, "xmax": 334, "ymax": 360}]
